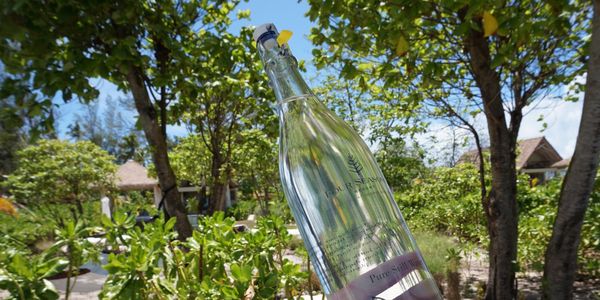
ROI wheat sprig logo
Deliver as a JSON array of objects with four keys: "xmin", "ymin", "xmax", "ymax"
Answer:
[{"xmin": 347, "ymin": 154, "xmax": 365, "ymax": 184}]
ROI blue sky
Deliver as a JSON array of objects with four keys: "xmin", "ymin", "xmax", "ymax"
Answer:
[
  {"xmin": 56, "ymin": 0, "xmax": 316, "ymax": 138},
  {"xmin": 55, "ymin": 0, "xmax": 583, "ymax": 159}
]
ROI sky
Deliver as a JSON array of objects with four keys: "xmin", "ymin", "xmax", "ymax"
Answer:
[{"xmin": 55, "ymin": 0, "xmax": 583, "ymax": 160}]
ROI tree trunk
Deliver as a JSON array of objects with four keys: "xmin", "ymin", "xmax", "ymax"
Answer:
[
  {"xmin": 542, "ymin": 1, "xmax": 600, "ymax": 298},
  {"xmin": 199, "ymin": 177, "xmax": 207, "ymax": 214},
  {"xmin": 209, "ymin": 151, "xmax": 227, "ymax": 213},
  {"xmin": 126, "ymin": 66, "xmax": 193, "ymax": 240},
  {"xmin": 466, "ymin": 22, "xmax": 518, "ymax": 300},
  {"xmin": 263, "ymin": 185, "xmax": 271, "ymax": 216}
]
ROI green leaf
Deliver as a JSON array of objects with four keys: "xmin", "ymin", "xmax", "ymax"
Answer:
[{"xmin": 230, "ymin": 263, "xmax": 252, "ymax": 283}]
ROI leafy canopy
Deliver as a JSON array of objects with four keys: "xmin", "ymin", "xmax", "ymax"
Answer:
[
  {"xmin": 5, "ymin": 140, "xmax": 116, "ymax": 207},
  {"xmin": 307, "ymin": 0, "xmax": 589, "ymax": 129}
]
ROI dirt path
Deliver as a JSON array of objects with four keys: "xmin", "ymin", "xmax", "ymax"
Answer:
[{"xmin": 458, "ymin": 250, "xmax": 599, "ymax": 299}]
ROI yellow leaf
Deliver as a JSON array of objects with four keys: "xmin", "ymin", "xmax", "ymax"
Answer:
[
  {"xmin": 483, "ymin": 11, "xmax": 498, "ymax": 37},
  {"xmin": 277, "ymin": 30, "xmax": 293, "ymax": 46},
  {"xmin": 396, "ymin": 36, "xmax": 409, "ymax": 56}
]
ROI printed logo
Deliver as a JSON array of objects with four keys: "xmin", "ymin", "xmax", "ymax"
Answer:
[
  {"xmin": 324, "ymin": 153, "xmax": 385, "ymax": 199},
  {"xmin": 347, "ymin": 154, "xmax": 365, "ymax": 184}
]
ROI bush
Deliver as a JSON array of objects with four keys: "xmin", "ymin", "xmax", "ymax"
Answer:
[
  {"xmin": 226, "ymin": 199, "xmax": 258, "ymax": 220},
  {"xmin": 100, "ymin": 212, "xmax": 308, "ymax": 299},
  {"xmin": 0, "ymin": 201, "xmax": 102, "ymax": 252},
  {"xmin": 398, "ymin": 164, "xmax": 600, "ymax": 274},
  {"xmin": 4, "ymin": 139, "xmax": 116, "ymax": 217},
  {"xmin": 397, "ymin": 164, "xmax": 488, "ymax": 244}
]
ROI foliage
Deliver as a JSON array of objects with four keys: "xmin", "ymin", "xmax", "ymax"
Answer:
[
  {"xmin": 517, "ymin": 175, "xmax": 600, "ymax": 275},
  {"xmin": 170, "ymin": 130, "xmax": 282, "ymax": 215},
  {"xmin": 233, "ymin": 129, "xmax": 280, "ymax": 206},
  {"xmin": 397, "ymin": 163, "xmax": 488, "ymax": 243},
  {"xmin": 0, "ymin": 217, "xmax": 99, "ymax": 300},
  {"xmin": 307, "ymin": 1, "xmax": 590, "ymax": 294},
  {"xmin": 226, "ymin": 199, "xmax": 258, "ymax": 220},
  {"xmin": 0, "ymin": 201, "xmax": 102, "ymax": 251},
  {"xmin": 412, "ymin": 230, "xmax": 456, "ymax": 277},
  {"xmin": 173, "ymin": 20, "xmax": 276, "ymax": 212},
  {"xmin": 0, "ymin": 75, "xmax": 56, "ymax": 178},
  {"xmin": 399, "ymin": 164, "xmax": 600, "ymax": 274},
  {"xmin": 69, "ymin": 98, "xmax": 148, "ymax": 164},
  {"xmin": 4, "ymin": 140, "xmax": 116, "ymax": 217},
  {"xmin": 0, "ymin": 250, "xmax": 67, "ymax": 300},
  {"xmin": 168, "ymin": 135, "xmax": 212, "ymax": 186},
  {"xmin": 0, "ymin": 0, "xmax": 257, "ymax": 236},
  {"xmin": 113, "ymin": 191, "xmax": 158, "ymax": 218},
  {"xmin": 375, "ymin": 137, "xmax": 428, "ymax": 192},
  {"xmin": 313, "ymin": 74, "xmax": 371, "ymax": 135},
  {"xmin": 49, "ymin": 220, "xmax": 101, "ymax": 300},
  {"xmin": 306, "ymin": 0, "xmax": 588, "ymax": 121},
  {"xmin": 99, "ymin": 212, "xmax": 307, "ymax": 299}
]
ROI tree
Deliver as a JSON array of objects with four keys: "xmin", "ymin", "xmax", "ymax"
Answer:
[
  {"xmin": 374, "ymin": 137, "xmax": 427, "ymax": 192},
  {"xmin": 313, "ymin": 74, "xmax": 370, "ymax": 136},
  {"xmin": 233, "ymin": 129, "xmax": 280, "ymax": 215},
  {"xmin": 306, "ymin": 0, "xmax": 589, "ymax": 298},
  {"xmin": 543, "ymin": 1, "xmax": 600, "ymax": 297},
  {"xmin": 0, "ymin": 74, "xmax": 57, "ymax": 177},
  {"xmin": 175, "ymin": 26, "xmax": 274, "ymax": 213},
  {"xmin": 0, "ymin": 0, "xmax": 245, "ymax": 239},
  {"xmin": 5, "ymin": 140, "xmax": 116, "ymax": 220},
  {"xmin": 69, "ymin": 97, "xmax": 147, "ymax": 164}
]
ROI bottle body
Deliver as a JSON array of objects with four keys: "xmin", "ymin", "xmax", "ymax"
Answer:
[
  {"xmin": 254, "ymin": 23, "xmax": 441, "ymax": 299},
  {"xmin": 278, "ymin": 94, "xmax": 441, "ymax": 299}
]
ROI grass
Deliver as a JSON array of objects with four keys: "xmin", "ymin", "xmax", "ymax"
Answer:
[{"xmin": 413, "ymin": 230, "xmax": 456, "ymax": 276}]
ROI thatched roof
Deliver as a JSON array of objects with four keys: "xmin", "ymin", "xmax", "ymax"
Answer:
[
  {"xmin": 115, "ymin": 160, "xmax": 158, "ymax": 191},
  {"xmin": 457, "ymin": 136, "xmax": 564, "ymax": 170}
]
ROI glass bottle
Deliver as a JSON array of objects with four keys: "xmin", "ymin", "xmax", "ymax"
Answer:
[{"xmin": 254, "ymin": 23, "xmax": 442, "ymax": 300}]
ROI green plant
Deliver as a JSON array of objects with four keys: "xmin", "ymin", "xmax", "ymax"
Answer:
[
  {"xmin": 0, "ymin": 202, "xmax": 103, "ymax": 253},
  {"xmin": 400, "ymin": 165, "xmax": 600, "ymax": 275},
  {"xmin": 413, "ymin": 230, "xmax": 456, "ymax": 277},
  {"xmin": 226, "ymin": 199, "xmax": 258, "ymax": 220},
  {"xmin": 50, "ymin": 220, "xmax": 100, "ymax": 300},
  {"xmin": 0, "ymin": 250, "xmax": 67, "ymax": 300},
  {"xmin": 4, "ymin": 140, "xmax": 116, "ymax": 218},
  {"xmin": 100, "ymin": 215, "xmax": 177, "ymax": 299},
  {"xmin": 99, "ymin": 213, "xmax": 309, "ymax": 299}
]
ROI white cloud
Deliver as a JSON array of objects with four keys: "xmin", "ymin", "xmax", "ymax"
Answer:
[{"xmin": 519, "ymin": 97, "xmax": 583, "ymax": 158}]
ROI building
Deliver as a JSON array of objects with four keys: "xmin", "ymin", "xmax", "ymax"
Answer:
[
  {"xmin": 458, "ymin": 136, "xmax": 570, "ymax": 183},
  {"xmin": 115, "ymin": 160, "xmax": 162, "ymax": 207},
  {"xmin": 114, "ymin": 160, "xmax": 234, "ymax": 216}
]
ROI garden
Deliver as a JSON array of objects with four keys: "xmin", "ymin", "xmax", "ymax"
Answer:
[{"xmin": 1, "ymin": 0, "xmax": 600, "ymax": 299}]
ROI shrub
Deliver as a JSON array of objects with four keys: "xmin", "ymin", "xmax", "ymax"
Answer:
[
  {"xmin": 226, "ymin": 199, "xmax": 258, "ymax": 220},
  {"xmin": 4, "ymin": 139, "xmax": 116, "ymax": 218},
  {"xmin": 100, "ymin": 212, "xmax": 308, "ymax": 299},
  {"xmin": 0, "ymin": 201, "xmax": 102, "ymax": 252},
  {"xmin": 398, "ymin": 164, "xmax": 600, "ymax": 274}
]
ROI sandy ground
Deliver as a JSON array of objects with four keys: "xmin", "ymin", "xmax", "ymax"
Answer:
[{"xmin": 457, "ymin": 250, "xmax": 600, "ymax": 300}]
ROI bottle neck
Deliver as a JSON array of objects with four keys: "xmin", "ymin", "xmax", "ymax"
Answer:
[{"xmin": 257, "ymin": 40, "xmax": 312, "ymax": 102}]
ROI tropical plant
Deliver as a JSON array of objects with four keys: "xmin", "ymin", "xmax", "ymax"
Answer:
[
  {"xmin": 0, "ymin": 0, "xmax": 258, "ymax": 239},
  {"xmin": 0, "ymin": 250, "xmax": 67, "ymax": 300},
  {"xmin": 398, "ymin": 165, "xmax": 600, "ymax": 275},
  {"xmin": 49, "ymin": 220, "xmax": 100, "ymax": 300},
  {"xmin": 99, "ymin": 213, "xmax": 308, "ymax": 299},
  {"xmin": 4, "ymin": 140, "xmax": 116, "ymax": 219}
]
